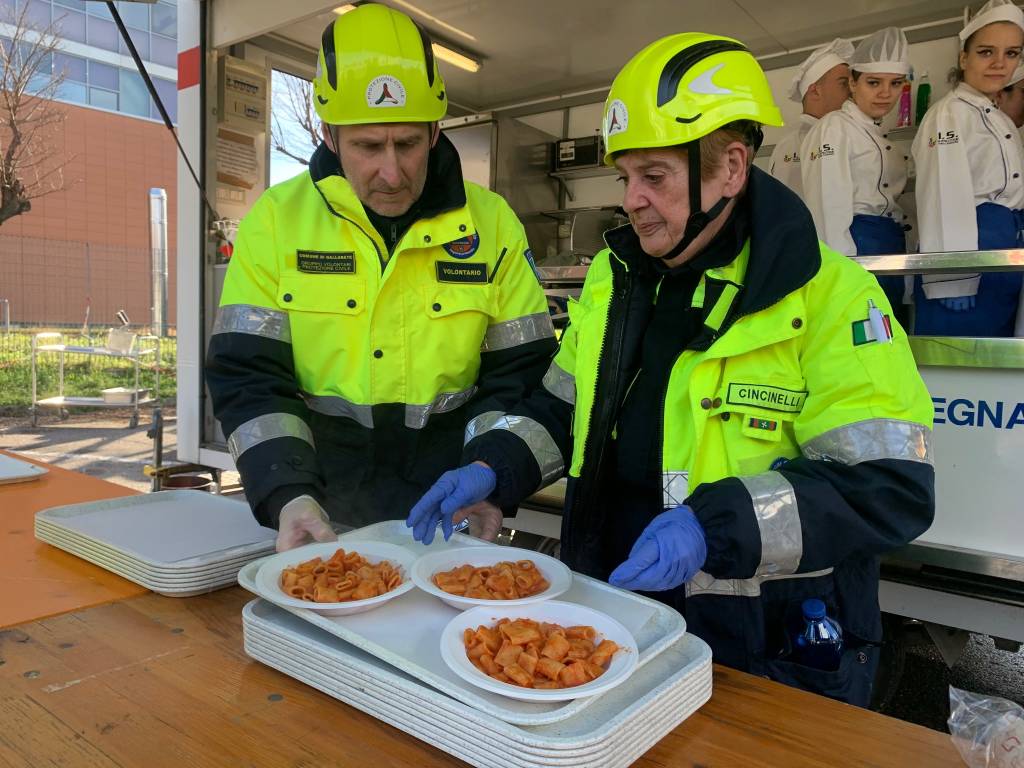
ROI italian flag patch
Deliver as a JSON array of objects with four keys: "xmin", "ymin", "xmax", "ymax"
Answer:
[
  {"xmin": 747, "ymin": 417, "xmax": 778, "ymax": 432},
  {"xmin": 851, "ymin": 313, "xmax": 893, "ymax": 346}
]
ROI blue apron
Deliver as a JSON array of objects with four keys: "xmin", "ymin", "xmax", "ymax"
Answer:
[
  {"xmin": 850, "ymin": 214, "xmax": 907, "ymax": 316},
  {"xmin": 913, "ymin": 203, "xmax": 1023, "ymax": 337}
]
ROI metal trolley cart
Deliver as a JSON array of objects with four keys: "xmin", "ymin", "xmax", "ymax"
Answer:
[{"xmin": 30, "ymin": 329, "xmax": 161, "ymax": 428}]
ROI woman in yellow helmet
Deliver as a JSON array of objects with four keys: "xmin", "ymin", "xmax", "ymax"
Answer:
[{"xmin": 409, "ymin": 32, "xmax": 935, "ymax": 707}]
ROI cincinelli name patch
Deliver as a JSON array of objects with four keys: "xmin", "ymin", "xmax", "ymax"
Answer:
[
  {"xmin": 296, "ymin": 250, "xmax": 356, "ymax": 274},
  {"xmin": 726, "ymin": 383, "xmax": 807, "ymax": 413},
  {"xmin": 436, "ymin": 261, "xmax": 488, "ymax": 283}
]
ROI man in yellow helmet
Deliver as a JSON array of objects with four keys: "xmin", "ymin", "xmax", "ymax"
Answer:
[
  {"xmin": 408, "ymin": 33, "xmax": 935, "ymax": 707},
  {"xmin": 206, "ymin": 4, "xmax": 554, "ymax": 551}
]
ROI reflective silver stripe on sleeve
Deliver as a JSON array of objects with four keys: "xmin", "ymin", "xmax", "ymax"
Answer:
[
  {"xmin": 227, "ymin": 412, "xmax": 314, "ymax": 462},
  {"xmin": 801, "ymin": 419, "xmax": 933, "ymax": 466},
  {"xmin": 481, "ymin": 312, "xmax": 554, "ymax": 352},
  {"xmin": 464, "ymin": 410, "xmax": 563, "ymax": 485},
  {"xmin": 212, "ymin": 304, "xmax": 291, "ymax": 343},
  {"xmin": 662, "ymin": 471, "xmax": 690, "ymax": 508},
  {"xmin": 542, "ymin": 360, "xmax": 576, "ymax": 405},
  {"xmin": 405, "ymin": 386, "xmax": 478, "ymax": 429},
  {"xmin": 740, "ymin": 470, "xmax": 802, "ymax": 577},
  {"xmin": 685, "ymin": 567, "xmax": 834, "ymax": 599},
  {"xmin": 302, "ymin": 393, "xmax": 374, "ymax": 429}
]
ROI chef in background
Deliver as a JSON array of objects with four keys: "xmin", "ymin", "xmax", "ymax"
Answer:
[
  {"xmin": 997, "ymin": 63, "xmax": 1024, "ymax": 128},
  {"xmin": 768, "ymin": 38, "xmax": 854, "ymax": 198},
  {"xmin": 801, "ymin": 28, "xmax": 911, "ymax": 315},
  {"xmin": 912, "ymin": 0, "xmax": 1024, "ymax": 337}
]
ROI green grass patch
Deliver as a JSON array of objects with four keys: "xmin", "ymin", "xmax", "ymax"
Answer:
[{"xmin": 0, "ymin": 331, "xmax": 177, "ymax": 411}]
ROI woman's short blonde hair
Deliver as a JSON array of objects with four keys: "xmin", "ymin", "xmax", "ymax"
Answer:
[{"xmin": 699, "ymin": 120, "xmax": 760, "ymax": 178}]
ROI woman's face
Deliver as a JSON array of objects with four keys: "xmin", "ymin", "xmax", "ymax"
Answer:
[
  {"xmin": 850, "ymin": 72, "xmax": 907, "ymax": 120},
  {"xmin": 960, "ymin": 22, "xmax": 1024, "ymax": 97}
]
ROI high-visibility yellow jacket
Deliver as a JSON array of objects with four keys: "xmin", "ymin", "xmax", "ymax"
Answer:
[
  {"xmin": 207, "ymin": 137, "xmax": 555, "ymax": 527},
  {"xmin": 464, "ymin": 169, "xmax": 935, "ymax": 705}
]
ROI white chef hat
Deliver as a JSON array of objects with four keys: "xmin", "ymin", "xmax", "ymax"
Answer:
[
  {"xmin": 1010, "ymin": 63, "xmax": 1024, "ymax": 85},
  {"xmin": 960, "ymin": 0, "xmax": 1024, "ymax": 46},
  {"xmin": 850, "ymin": 27, "xmax": 911, "ymax": 75},
  {"xmin": 787, "ymin": 38, "xmax": 855, "ymax": 102}
]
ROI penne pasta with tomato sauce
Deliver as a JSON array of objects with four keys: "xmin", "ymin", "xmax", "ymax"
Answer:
[
  {"xmin": 279, "ymin": 547, "xmax": 403, "ymax": 603},
  {"xmin": 433, "ymin": 560, "xmax": 549, "ymax": 600},
  {"xmin": 463, "ymin": 618, "xmax": 621, "ymax": 689}
]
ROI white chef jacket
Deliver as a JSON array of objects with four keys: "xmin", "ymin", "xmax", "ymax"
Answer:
[
  {"xmin": 913, "ymin": 83, "xmax": 1024, "ymax": 298},
  {"xmin": 801, "ymin": 100, "xmax": 907, "ymax": 256},
  {"xmin": 768, "ymin": 114, "xmax": 818, "ymax": 198}
]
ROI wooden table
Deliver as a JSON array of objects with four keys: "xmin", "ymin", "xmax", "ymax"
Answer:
[
  {"xmin": 0, "ymin": 450, "xmax": 146, "ymax": 628},
  {"xmin": 0, "ymin": 454, "xmax": 964, "ymax": 767}
]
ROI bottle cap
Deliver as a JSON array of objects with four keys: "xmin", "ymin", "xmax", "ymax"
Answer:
[{"xmin": 802, "ymin": 598, "xmax": 826, "ymax": 619}]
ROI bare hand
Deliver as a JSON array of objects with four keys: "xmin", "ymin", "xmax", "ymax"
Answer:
[{"xmin": 452, "ymin": 500, "xmax": 503, "ymax": 542}]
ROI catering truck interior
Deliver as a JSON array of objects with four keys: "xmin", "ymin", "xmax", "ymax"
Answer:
[{"xmin": 174, "ymin": 0, "xmax": 1024, "ymax": 703}]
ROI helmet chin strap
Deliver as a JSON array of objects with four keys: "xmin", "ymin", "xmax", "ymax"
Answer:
[{"xmin": 654, "ymin": 140, "xmax": 731, "ymax": 262}]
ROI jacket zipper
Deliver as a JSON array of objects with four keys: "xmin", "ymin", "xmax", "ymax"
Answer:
[
  {"xmin": 312, "ymin": 179, "xmax": 387, "ymax": 272},
  {"xmin": 569, "ymin": 257, "xmax": 632, "ymax": 555}
]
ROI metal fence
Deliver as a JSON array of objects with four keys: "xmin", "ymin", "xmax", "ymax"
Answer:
[{"xmin": 0, "ymin": 233, "xmax": 177, "ymax": 331}]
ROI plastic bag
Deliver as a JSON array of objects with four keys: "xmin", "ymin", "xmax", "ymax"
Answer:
[{"xmin": 949, "ymin": 686, "xmax": 1024, "ymax": 768}]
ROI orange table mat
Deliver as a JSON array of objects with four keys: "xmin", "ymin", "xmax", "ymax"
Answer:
[{"xmin": 0, "ymin": 450, "xmax": 148, "ymax": 628}]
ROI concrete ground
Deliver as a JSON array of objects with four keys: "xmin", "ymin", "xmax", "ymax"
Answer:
[{"xmin": 2, "ymin": 407, "xmax": 1021, "ymax": 736}]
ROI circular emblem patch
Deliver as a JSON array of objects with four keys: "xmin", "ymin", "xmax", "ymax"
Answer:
[
  {"xmin": 366, "ymin": 75, "xmax": 407, "ymax": 108},
  {"xmin": 442, "ymin": 233, "xmax": 480, "ymax": 259},
  {"xmin": 605, "ymin": 99, "xmax": 629, "ymax": 138}
]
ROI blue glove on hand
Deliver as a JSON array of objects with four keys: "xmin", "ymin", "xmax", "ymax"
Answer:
[
  {"xmin": 406, "ymin": 463, "xmax": 497, "ymax": 545},
  {"xmin": 939, "ymin": 295, "xmax": 975, "ymax": 312},
  {"xmin": 608, "ymin": 506, "xmax": 708, "ymax": 592}
]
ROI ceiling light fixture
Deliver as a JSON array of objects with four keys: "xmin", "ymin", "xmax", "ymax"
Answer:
[
  {"xmin": 330, "ymin": 4, "xmax": 480, "ymax": 73},
  {"xmin": 432, "ymin": 43, "xmax": 480, "ymax": 73}
]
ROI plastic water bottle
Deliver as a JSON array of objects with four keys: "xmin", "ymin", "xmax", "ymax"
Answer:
[
  {"xmin": 791, "ymin": 598, "xmax": 844, "ymax": 671},
  {"xmin": 915, "ymin": 72, "xmax": 932, "ymax": 125},
  {"xmin": 896, "ymin": 80, "xmax": 912, "ymax": 127}
]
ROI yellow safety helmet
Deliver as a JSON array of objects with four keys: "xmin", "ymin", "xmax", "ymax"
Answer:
[
  {"xmin": 602, "ymin": 32, "xmax": 782, "ymax": 163},
  {"xmin": 313, "ymin": 3, "xmax": 447, "ymax": 125}
]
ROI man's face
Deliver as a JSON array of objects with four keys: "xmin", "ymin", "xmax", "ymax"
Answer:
[
  {"xmin": 815, "ymin": 63, "xmax": 852, "ymax": 114},
  {"xmin": 328, "ymin": 122, "xmax": 436, "ymax": 216},
  {"xmin": 998, "ymin": 81, "xmax": 1024, "ymax": 127}
]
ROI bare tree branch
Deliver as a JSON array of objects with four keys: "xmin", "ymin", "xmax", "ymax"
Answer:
[
  {"xmin": 0, "ymin": 2, "xmax": 74, "ymax": 226},
  {"xmin": 269, "ymin": 72, "xmax": 321, "ymax": 168}
]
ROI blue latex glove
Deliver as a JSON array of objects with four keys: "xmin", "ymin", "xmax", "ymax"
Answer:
[
  {"xmin": 608, "ymin": 506, "xmax": 707, "ymax": 592},
  {"xmin": 939, "ymin": 295, "xmax": 975, "ymax": 312},
  {"xmin": 406, "ymin": 463, "xmax": 497, "ymax": 544}
]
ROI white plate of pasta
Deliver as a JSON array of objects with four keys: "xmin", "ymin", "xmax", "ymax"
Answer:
[
  {"xmin": 440, "ymin": 601, "xmax": 638, "ymax": 701},
  {"xmin": 410, "ymin": 546, "xmax": 572, "ymax": 610},
  {"xmin": 255, "ymin": 541, "xmax": 417, "ymax": 616}
]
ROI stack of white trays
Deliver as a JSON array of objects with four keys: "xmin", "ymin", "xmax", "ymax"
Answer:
[
  {"xmin": 35, "ymin": 490, "xmax": 277, "ymax": 596},
  {"xmin": 239, "ymin": 521, "xmax": 713, "ymax": 768}
]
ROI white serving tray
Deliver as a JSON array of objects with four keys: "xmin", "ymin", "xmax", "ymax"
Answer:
[
  {"xmin": 34, "ymin": 527, "xmax": 248, "ymax": 588},
  {"xmin": 242, "ymin": 604, "xmax": 710, "ymax": 757},
  {"xmin": 237, "ymin": 520, "xmax": 688, "ymax": 726},
  {"xmin": 246, "ymin": 635, "xmax": 709, "ymax": 768},
  {"xmin": 0, "ymin": 453, "xmax": 47, "ymax": 485},
  {"xmin": 242, "ymin": 599, "xmax": 711, "ymax": 767},
  {"xmin": 35, "ymin": 491, "xmax": 276, "ymax": 567},
  {"xmin": 35, "ymin": 530, "xmax": 240, "ymax": 596},
  {"xmin": 34, "ymin": 520, "xmax": 267, "ymax": 577}
]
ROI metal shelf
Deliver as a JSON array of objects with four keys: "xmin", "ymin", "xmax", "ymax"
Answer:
[
  {"xmin": 31, "ymin": 331, "xmax": 161, "ymax": 428},
  {"xmin": 535, "ymin": 205, "xmax": 620, "ymax": 220},
  {"xmin": 36, "ymin": 396, "xmax": 157, "ymax": 408},
  {"xmin": 549, "ymin": 165, "xmax": 618, "ymax": 181}
]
